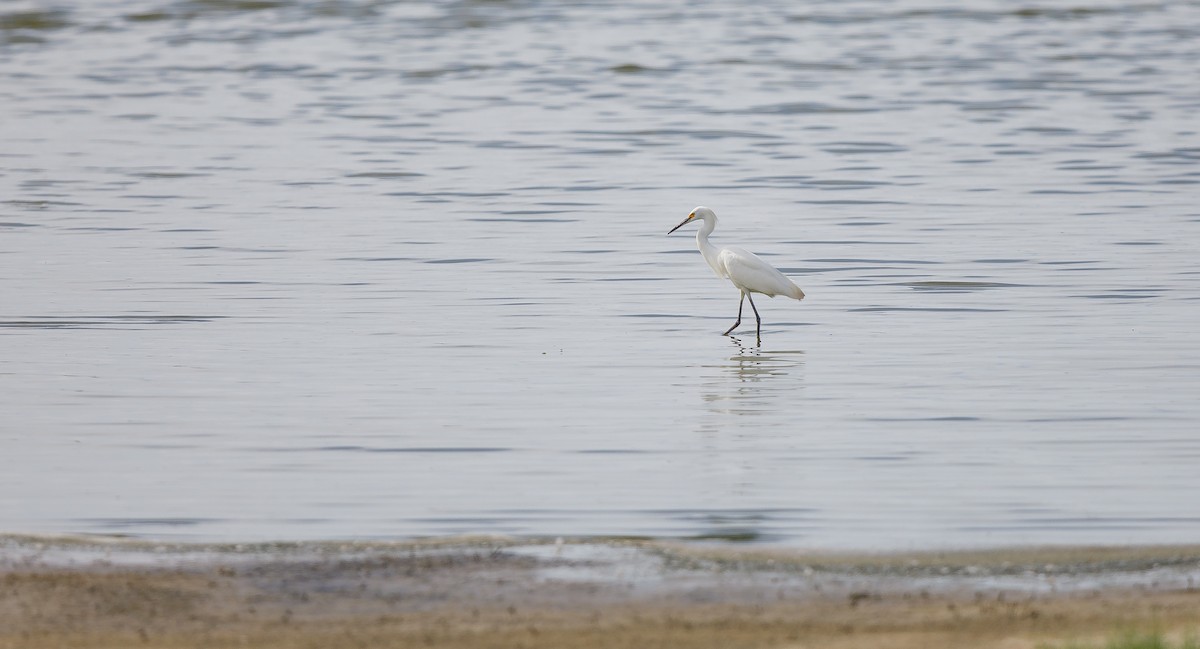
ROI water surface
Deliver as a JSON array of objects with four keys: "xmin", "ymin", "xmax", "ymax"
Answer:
[{"xmin": 2, "ymin": 0, "xmax": 1199, "ymax": 549}]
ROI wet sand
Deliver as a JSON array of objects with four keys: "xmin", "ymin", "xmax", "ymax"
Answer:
[{"xmin": 3, "ymin": 536, "xmax": 1199, "ymax": 648}]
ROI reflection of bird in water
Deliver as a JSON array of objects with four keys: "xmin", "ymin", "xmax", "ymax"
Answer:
[
  {"xmin": 699, "ymin": 337, "xmax": 805, "ymax": 420},
  {"xmin": 726, "ymin": 336, "xmax": 803, "ymax": 383},
  {"xmin": 667, "ymin": 206, "xmax": 805, "ymax": 345}
]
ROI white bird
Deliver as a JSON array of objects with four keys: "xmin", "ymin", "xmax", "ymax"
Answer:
[{"xmin": 668, "ymin": 206, "xmax": 805, "ymax": 342}]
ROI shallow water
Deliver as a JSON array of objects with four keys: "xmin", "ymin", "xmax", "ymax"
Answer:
[{"xmin": 2, "ymin": 0, "xmax": 1199, "ymax": 549}]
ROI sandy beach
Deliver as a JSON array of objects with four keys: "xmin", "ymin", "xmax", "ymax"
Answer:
[{"xmin": 3, "ymin": 535, "xmax": 1199, "ymax": 648}]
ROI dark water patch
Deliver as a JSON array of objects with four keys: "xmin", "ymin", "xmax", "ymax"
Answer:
[
  {"xmin": 973, "ymin": 258, "xmax": 1029, "ymax": 264},
  {"xmin": 609, "ymin": 63, "xmax": 670, "ymax": 74},
  {"xmin": 739, "ymin": 175, "xmax": 812, "ymax": 184},
  {"xmin": 808, "ymin": 179, "xmax": 892, "ymax": 188},
  {"xmin": 0, "ymin": 9, "xmax": 70, "ymax": 35},
  {"xmin": 311, "ymin": 446, "xmax": 514, "ymax": 454},
  {"xmin": 576, "ymin": 449, "xmax": 660, "ymax": 455},
  {"xmin": 653, "ymin": 508, "xmax": 816, "ymax": 521},
  {"xmin": 850, "ymin": 307, "xmax": 1006, "ymax": 313},
  {"xmin": 1087, "ymin": 89, "xmax": 1163, "ymax": 99},
  {"xmin": 865, "ymin": 416, "xmax": 981, "ymax": 422},
  {"xmin": 406, "ymin": 64, "xmax": 494, "ymax": 79},
  {"xmin": 783, "ymin": 240, "xmax": 916, "ymax": 246},
  {"xmin": 0, "ymin": 315, "xmax": 222, "ymax": 330},
  {"xmin": 684, "ymin": 530, "xmax": 764, "ymax": 542},
  {"xmin": 336, "ymin": 113, "xmax": 399, "ymax": 121},
  {"xmin": 1135, "ymin": 148, "xmax": 1200, "ymax": 162},
  {"xmin": 809, "ymin": 258, "xmax": 940, "ymax": 265},
  {"xmin": 477, "ymin": 140, "xmax": 554, "ymax": 150},
  {"xmin": 1074, "ymin": 293, "xmax": 1160, "ymax": 300},
  {"xmin": 1071, "ymin": 143, "xmax": 1134, "ymax": 151},
  {"xmin": 740, "ymin": 58, "xmax": 856, "ymax": 72},
  {"xmin": 468, "ymin": 217, "xmax": 578, "ymax": 223},
  {"xmin": 424, "ymin": 258, "xmax": 494, "ymax": 264},
  {"xmin": 564, "ymin": 184, "xmax": 620, "ymax": 192},
  {"xmin": 384, "ymin": 191, "xmax": 510, "ymax": 199},
  {"xmin": 820, "ymin": 141, "xmax": 906, "ymax": 154},
  {"xmin": 345, "ymin": 171, "xmax": 424, "ymax": 178},
  {"xmin": 1058, "ymin": 164, "xmax": 1121, "ymax": 171},
  {"xmin": 126, "ymin": 11, "xmax": 172, "ymax": 23},
  {"xmin": 77, "ymin": 517, "xmax": 218, "ymax": 529},
  {"xmin": 503, "ymin": 209, "xmax": 573, "ymax": 216},
  {"xmin": 1025, "ymin": 416, "xmax": 1136, "ymax": 424},
  {"xmin": 569, "ymin": 147, "xmax": 633, "ymax": 156},
  {"xmin": 1014, "ymin": 127, "xmax": 1078, "ymax": 136},
  {"xmin": 1028, "ymin": 516, "xmax": 1200, "ymax": 526},
  {"xmin": 411, "ymin": 516, "xmax": 521, "ymax": 526},
  {"xmin": 855, "ymin": 455, "xmax": 921, "ymax": 463},
  {"xmin": 121, "ymin": 194, "xmax": 187, "ymax": 200},
  {"xmin": 739, "ymin": 102, "xmax": 881, "ymax": 115},
  {"xmin": 795, "ymin": 200, "xmax": 909, "ymax": 205},
  {"xmin": 181, "ymin": 0, "xmax": 287, "ymax": 15},
  {"xmin": 1, "ymin": 199, "xmax": 80, "ymax": 208},
  {"xmin": 811, "ymin": 266, "xmax": 918, "ymax": 275},
  {"xmin": 225, "ymin": 117, "xmax": 282, "ymax": 127},
  {"xmin": 575, "ymin": 128, "xmax": 780, "ymax": 141},
  {"xmin": 788, "ymin": 5, "xmax": 1162, "ymax": 25},
  {"xmin": 337, "ymin": 257, "xmax": 417, "ymax": 262},
  {"xmin": 217, "ymin": 61, "xmax": 320, "ymax": 78},
  {"xmin": 960, "ymin": 518, "xmax": 1185, "ymax": 527},
  {"xmin": 129, "ymin": 172, "xmax": 210, "ymax": 179},
  {"xmin": 957, "ymin": 101, "xmax": 1040, "ymax": 112},
  {"xmin": 1113, "ymin": 241, "xmax": 1162, "ymax": 246},
  {"xmin": 211, "ymin": 246, "xmax": 293, "ymax": 253},
  {"xmin": 0, "ymin": 222, "xmax": 39, "ymax": 228},
  {"xmin": 900, "ymin": 281, "xmax": 1023, "ymax": 292}
]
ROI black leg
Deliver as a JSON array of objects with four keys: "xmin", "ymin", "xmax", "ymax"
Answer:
[
  {"xmin": 747, "ymin": 293, "xmax": 761, "ymax": 343},
  {"xmin": 723, "ymin": 293, "xmax": 745, "ymax": 335}
]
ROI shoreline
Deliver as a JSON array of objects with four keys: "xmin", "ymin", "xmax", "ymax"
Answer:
[{"xmin": 4, "ymin": 535, "xmax": 1200, "ymax": 648}]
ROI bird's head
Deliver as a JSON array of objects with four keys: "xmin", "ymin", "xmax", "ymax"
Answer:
[{"xmin": 667, "ymin": 206, "xmax": 715, "ymax": 234}]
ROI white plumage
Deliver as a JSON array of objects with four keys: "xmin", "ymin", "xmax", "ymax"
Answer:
[{"xmin": 668, "ymin": 206, "xmax": 804, "ymax": 342}]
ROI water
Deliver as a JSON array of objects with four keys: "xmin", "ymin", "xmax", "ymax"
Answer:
[{"xmin": 2, "ymin": 0, "xmax": 1199, "ymax": 549}]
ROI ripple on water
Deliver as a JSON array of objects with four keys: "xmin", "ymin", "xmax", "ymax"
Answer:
[{"xmin": 0, "ymin": 315, "xmax": 222, "ymax": 330}]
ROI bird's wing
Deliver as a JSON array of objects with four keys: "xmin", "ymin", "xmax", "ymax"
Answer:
[{"xmin": 720, "ymin": 247, "xmax": 804, "ymax": 299}]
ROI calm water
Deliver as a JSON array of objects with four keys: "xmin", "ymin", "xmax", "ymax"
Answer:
[{"xmin": 2, "ymin": 0, "xmax": 1199, "ymax": 549}]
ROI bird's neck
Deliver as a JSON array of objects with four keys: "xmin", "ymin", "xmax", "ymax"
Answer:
[{"xmin": 695, "ymin": 217, "xmax": 724, "ymax": 275}]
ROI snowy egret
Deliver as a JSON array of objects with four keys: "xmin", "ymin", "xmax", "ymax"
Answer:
[{"xmin": 668, "ymin": 206, "xmax": 804, "ymax": 342}]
